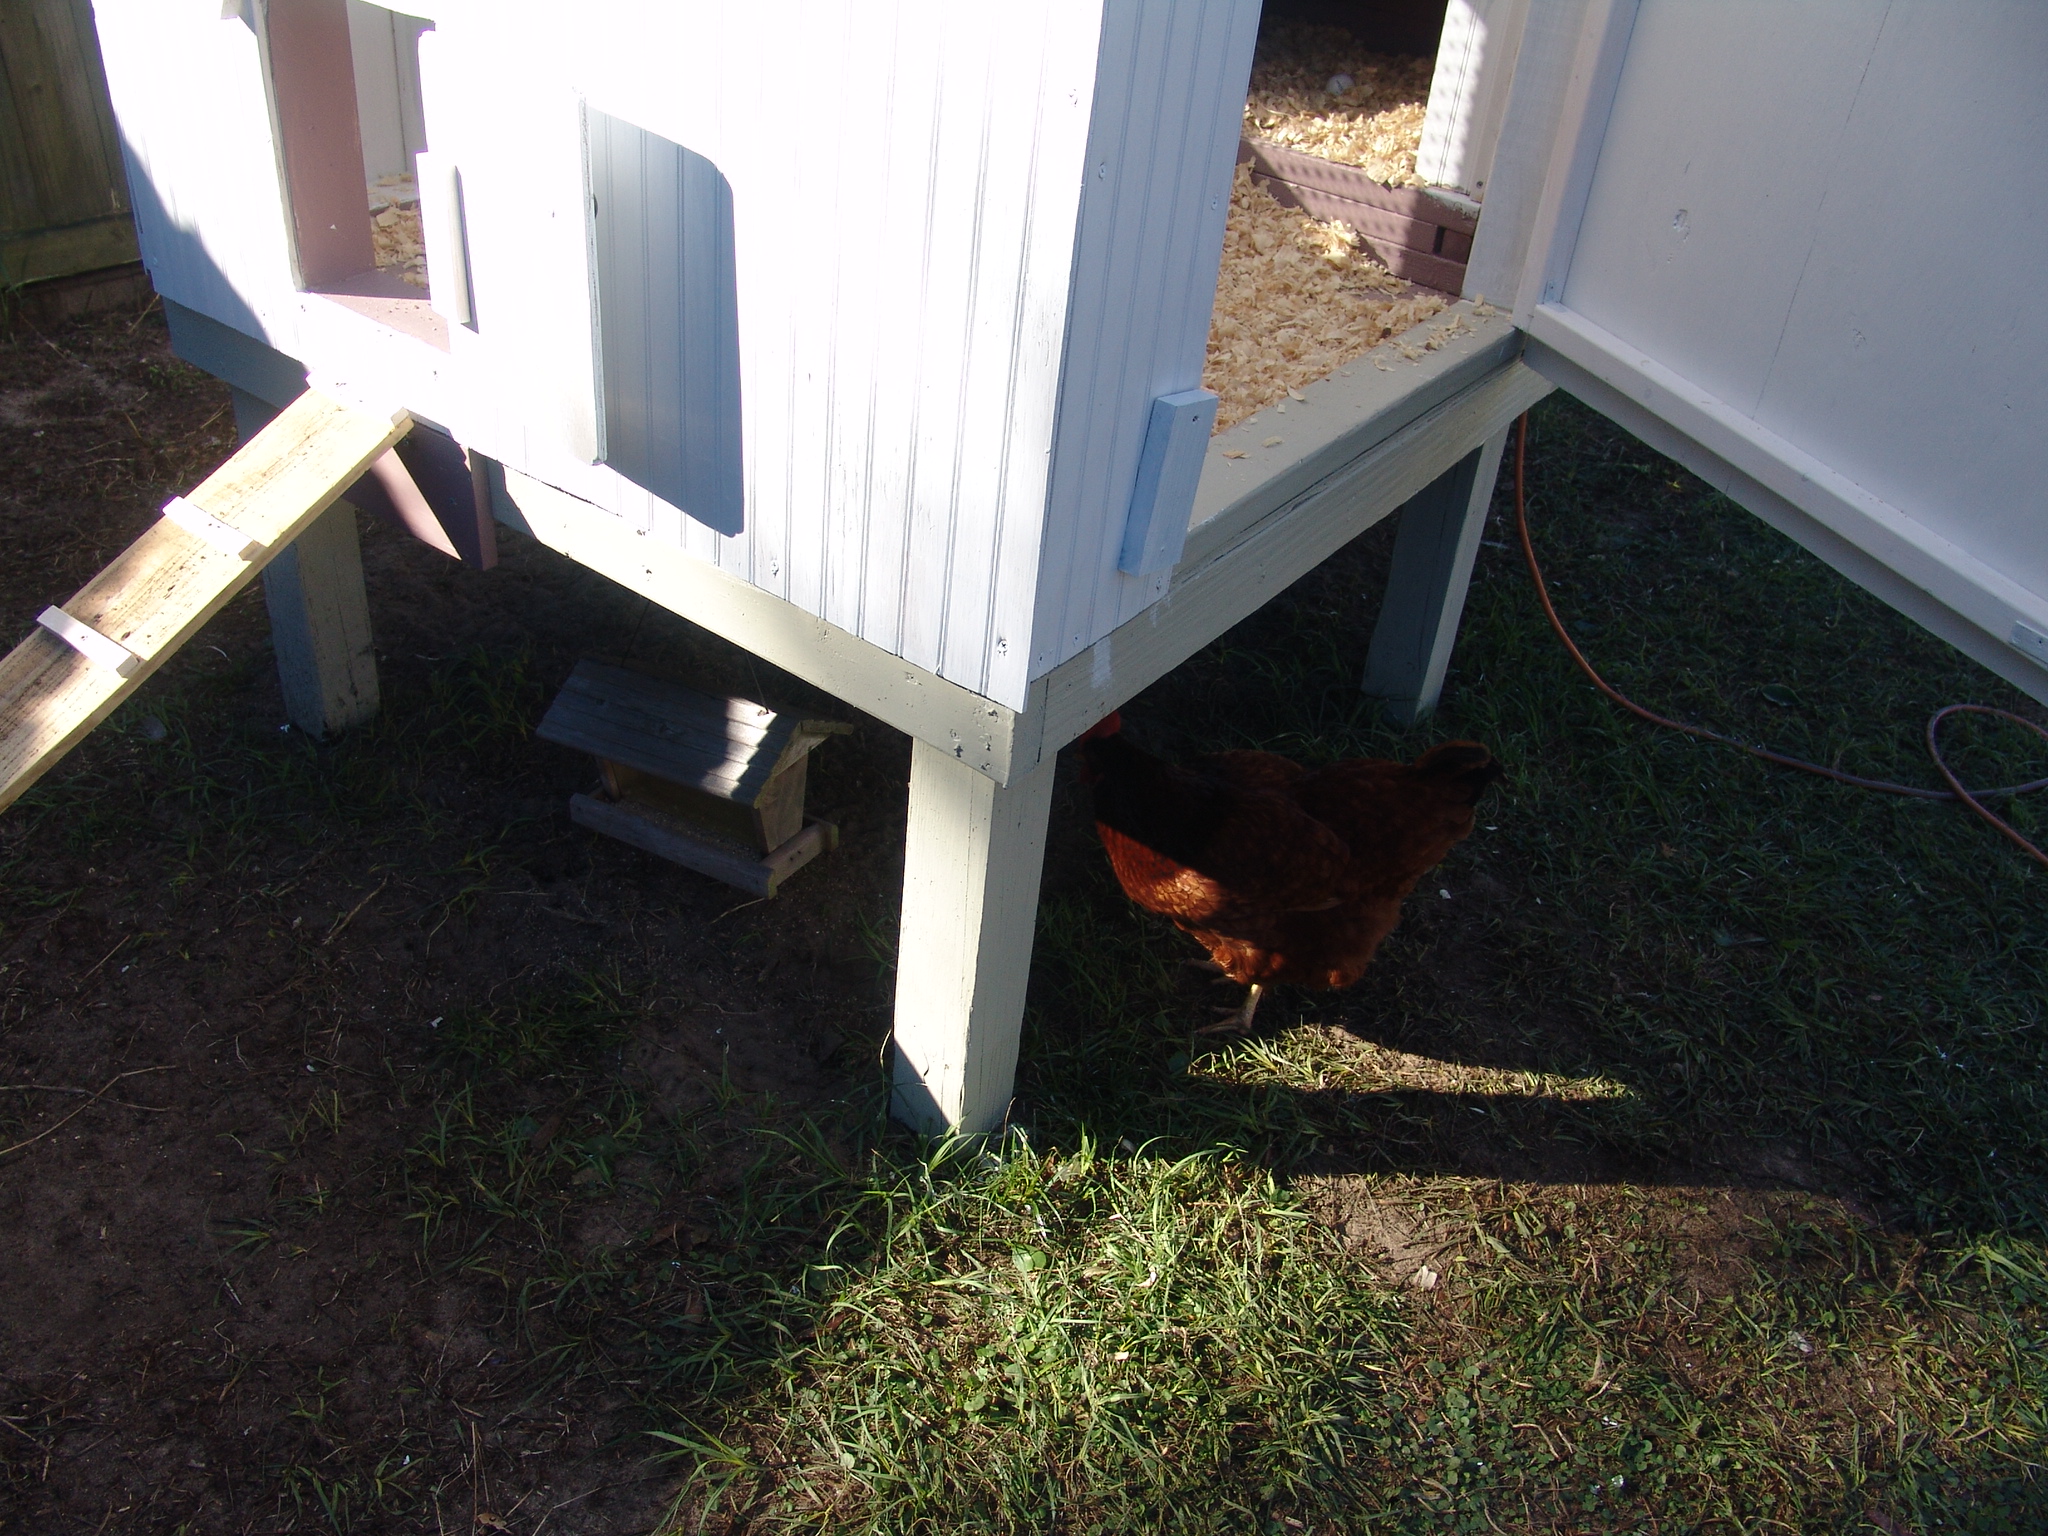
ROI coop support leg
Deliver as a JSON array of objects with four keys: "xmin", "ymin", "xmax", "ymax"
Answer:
[
  {"xmin": 232, "ymin": 388, "xmax": 380, "ymax": 736},
  {"xmin": 1361, "ymin": 425, "xmax": 1509, "ymax": 724},
  {"xmin": 890, "ymin": 739, "xmax": 1057, "ymax": 1137}
]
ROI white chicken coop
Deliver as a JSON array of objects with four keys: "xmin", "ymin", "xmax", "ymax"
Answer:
[{"xmin": 84, "ymin": 0, "xmax": 2048, "ymax": 1135}]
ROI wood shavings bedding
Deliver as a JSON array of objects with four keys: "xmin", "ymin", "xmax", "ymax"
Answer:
[
  {"xmin": 1241, "ymin": 23, "xmax": 1436, "ymax": 186},
  {"xmin": 369, "ymin": 175, "xmax": 427, "ymax": 288},
  {"xmin": 372, "ymin": 204, "xmax": 427, "ymax": 288},
  {"xmin": 1204, "ymin": 163, "xmax": 1447, "ymax": 432}
]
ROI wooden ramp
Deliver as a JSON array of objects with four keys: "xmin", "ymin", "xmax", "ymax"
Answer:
[{"xmin": 0, "ymin": 390, "xmax": 410, "ymax": 813}]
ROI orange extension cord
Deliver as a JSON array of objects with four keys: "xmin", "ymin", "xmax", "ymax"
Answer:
[{"xmin": 1510, "ymin": 413, "xmax": 2048, "ymax": 869}]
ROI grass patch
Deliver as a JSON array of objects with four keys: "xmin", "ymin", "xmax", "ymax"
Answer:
[
  {"xmin": 667, "ymin": 1149, "xmax": 2044, "ymax": 1532},
  {"xmin": 647, "ymin": 395, "xmax": 2047, "ymax": 1531},
  {"xmin": 2, "ymin": 641, "xmax": 545, "ymax": 895}
]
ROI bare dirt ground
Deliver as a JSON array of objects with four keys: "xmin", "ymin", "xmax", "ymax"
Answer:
[{"xmin": 0, "ymin": 301, "xmax": 927, "ymax": 1534}]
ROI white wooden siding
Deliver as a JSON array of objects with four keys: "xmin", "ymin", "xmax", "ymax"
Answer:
[
  {"xmin": 93, "ymin": 0, "xmax": 299, "ymax": 340},
  {"xmin": 407, "ymin": 2, "xmax": 1104, "ymax": 709},
  {"xmin": 1028, "ymin": 0, "xmax": 1261, "ymax": 678},
  {"xmin": 1527, "ymin": 0, "xmax": 2048, "ymax": 693},
  {"xmin": 97, "ymin": 1, "xmax": 1263, "ymax": 713},
  {"xmin": 1415, "ymin": 0, "xmax": 1529, "ymax": 198},
  {"xmin": 345, "ymin": 0, "xmax": 428, "ymax": 183}
]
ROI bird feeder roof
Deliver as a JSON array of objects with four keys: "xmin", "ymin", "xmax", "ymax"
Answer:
[{"xmin": 536, "ymin": 659, "xmax": 849, "ymax": 807}]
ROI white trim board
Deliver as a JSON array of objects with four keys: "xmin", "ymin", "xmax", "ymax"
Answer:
[
  {"xmin": 1024, "ymin": 357, "xmax": 1552, "ymax": 757},
  {"xmin": 168, "ymin": 285, "xmax": 1541, "ymax": 782},
  {"xmin": 501, "ymin": 349, "xmax": 1546, "ymax": 785},
  {"xmin": 1503, "ymin": 2, "xmax": 2048, "ymax": 708},
  {"xmin": 495, "ymin": 464, "xmax": 1025, "ymax": 781},
  {"xmin": 1186, "ymin": 302, "xmax": 1520, "ymax": 570},
  {"xmin": 1509, "ymin": 0, "xmax": 1635, "ymax": 329},
  {"xmin": 1524, "ymin": 308, "xmax": 2048, "ymax": 707},
  {"xmin": 499, "ymin": 308, "xmax": 1539, "ymax": 783},
  {"xmin": 1415, "ymin": 0, "xmax": 1531, "ymax": 200},
  {"xmin": 1457, "ymin": 0, "xmax": 1591, "ymax": 309}
]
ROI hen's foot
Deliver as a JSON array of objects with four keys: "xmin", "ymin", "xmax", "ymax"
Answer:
[
  {"xmin": 1180, "ymin": 957, "xmax": 1226, "ymax": 974},
  {"xmin": 1194, "ymin": 982, "xmax": 1264, "ymax": 1036}
]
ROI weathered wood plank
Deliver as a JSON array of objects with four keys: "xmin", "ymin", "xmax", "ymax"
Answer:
[
  {"xmin": 0, "ymin": 0, "xmax": 132, "ymax": 280},
  {"xmin": 0, "ymin": 389, "xmax": 408, "ymax": 811},
  {"xmin": 0, "ymin": 215, "xmax": 136, "ymax": 287},
  {"xmin": 536, "ymin": 660, "xmax": 848, "ymax": 805},
  {"xmin": 542, "ymin": 699, "xmax": 791, "ymax": 802}
]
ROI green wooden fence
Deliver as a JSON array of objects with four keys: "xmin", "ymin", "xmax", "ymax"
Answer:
[{"xmin": 0, "ymin": 0, "xmax": 137, "ymax": 288}]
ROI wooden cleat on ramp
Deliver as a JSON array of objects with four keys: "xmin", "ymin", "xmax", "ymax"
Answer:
[{"xmin": 0, "ymin": 390, "xmax": 410, "ymax": 814}]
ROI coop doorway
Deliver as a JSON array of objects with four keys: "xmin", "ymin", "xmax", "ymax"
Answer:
[
  {"xmin": 585, "ymin": 110, "xmax": 745, "ymax": 539},
  {"xmin": 257, "ymin": 0, "xmax": 440, "ymax": 340}
]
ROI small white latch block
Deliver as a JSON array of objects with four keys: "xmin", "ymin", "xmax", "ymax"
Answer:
[
  {"xmin": 161, "ymin": 495, "xmax": 263, "ymax": 560},
  {"xmin": 2011, "ymin": 621, "xmax": 2048, "ymax": 667},
  {"xmin": 37, "ymin": 606, "xmax": 140, "ymax": 677},
  {"xmin": 1119, "ymin": 387, "xmax": 1219, "ymax": 577}
]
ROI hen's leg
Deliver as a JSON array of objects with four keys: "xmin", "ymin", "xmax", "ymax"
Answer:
[{"xmin": 1197, "ymin": 982, "xmax": 1264, "ymax": 1035}]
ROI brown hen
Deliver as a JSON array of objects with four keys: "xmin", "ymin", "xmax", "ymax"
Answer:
[{"xmin": 1077, "ymin": 712, "xmax": 1501, "ymax": 1029}]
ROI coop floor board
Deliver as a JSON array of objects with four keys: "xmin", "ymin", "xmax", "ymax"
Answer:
[
  {"xmin": 0, "ymin": 391, "xmax": 409, "ymax": 811},
  {"xmin": 1190, "ymin": 299, "xmax": 1514, "ymax": 568}
]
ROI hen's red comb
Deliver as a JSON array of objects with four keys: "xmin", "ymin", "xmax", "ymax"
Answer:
[{"xmin": 1079, "ymin": 711, "xmax": 1123, "ymax": 744}]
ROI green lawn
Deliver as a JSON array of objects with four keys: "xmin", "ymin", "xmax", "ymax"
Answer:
[{"xmin": 625, "ymin": 394, "xmax": 2048, "ymax": 1533}]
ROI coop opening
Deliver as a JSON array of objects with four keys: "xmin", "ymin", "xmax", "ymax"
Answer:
[
  {"xmin": 1207, "ymin": 0, "xmax": 1522, "ymax": 431},
  {"xmin": 258, "ymin": 0, "xmax": 442, "ymax": 343},
  {"xmin": 1235, "ymin": 1, "xmax": 1522, "ymax": 278},
  {"xmin": 586, "ymin": 110, "xmax": 745, "ymax": 538}
]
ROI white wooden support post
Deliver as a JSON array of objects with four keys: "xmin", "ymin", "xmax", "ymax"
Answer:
[
  {"xmin": 891, "ymin": 738, "xmax": 1058, "ymax": 1136},
  {"xmin": 1361, "ymin": 425, "xmax": 1510, "ymax": 724},
  {"xmin": 231, "ymin": 389, "xmax": 380, "ymax": 736}
]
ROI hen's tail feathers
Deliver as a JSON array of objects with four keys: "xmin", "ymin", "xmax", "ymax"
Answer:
[{"xmin": 1416, "ymin": 741, "xmax": 1504, "ymax": 804}]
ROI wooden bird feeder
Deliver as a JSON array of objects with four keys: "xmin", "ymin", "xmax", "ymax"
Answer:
[{"xmin": 536, "ymin": 660, "xmax": 850, "ymax": 897}]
